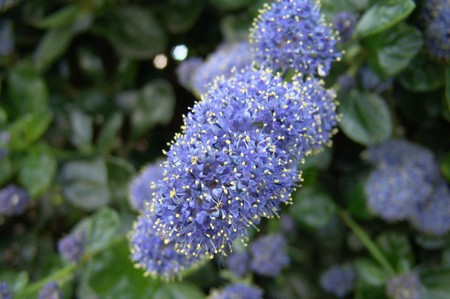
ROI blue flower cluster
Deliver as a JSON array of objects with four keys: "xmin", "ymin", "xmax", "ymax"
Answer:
[
  {"xmin": 129, "ymin": 161, "xmax": 164, "ymax": 212},
  {"xmin": 208, "ymin": 283, "xmax": 263, "ymax": 299},
  {"xmin": 320, "ymin": 263, "xmax": 356, "ymax": 298},
  {"xmin": 0, "ymin": 184, "xmax": 28, "ymax": 217},
  {"xmin": 333, "ymin": 12, "xmax": 357, "ymax": 43},
  {"xmin": 249, "ymin": 234, "xmax": 289, "ymax": 277},
  {"xmin": 386, "ymin": 272, "xmax": 423, "ymax": 299},
  {"xmin": 422, "ymin": 0, "xmax": 450, "ymax": 61},
  {"xmin": 0, "ymin": 282, "xmax": 12, "ymax": 299},
  {"xmin": 130, "ymin": 215, "xmax": 204, "ymax": 279},
  {"xmin": 58, "ymin": 231, "xmax": 86, "ymax": 264},
  {"xmin": 365, "ymin": 139, "xmax": 450, "ymax": 235},
  {"xmin": 250, "ymin": 0, "xmax": 341, "ymax": 76},
  {"xmin": 176, "ymin": 57, "xmax": 204, "ymax": 92},
  {"xmin": 38, "ymin": 281, "xmax": 63, "ymax": 299},
  {"xmin": 227, "ymin": 251, "xmax": 249, "ymax": 278}
]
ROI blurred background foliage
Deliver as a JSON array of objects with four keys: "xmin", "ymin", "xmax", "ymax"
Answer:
[{"xmin": 0, "ymin": 0, "xmax": 449, "ymax": 298}]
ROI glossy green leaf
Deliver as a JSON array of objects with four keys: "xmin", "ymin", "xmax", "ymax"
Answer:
[
  {"xmin": 97, "ymin": 113, "xmax": 123, "ymax": 154},
  {"xmin": 376, "ymin": 232, "xmax": 413, "ymax": 272},
  {"xmin": 339, "ymin": 91, "xmax": 392, "ymax": 146},
  {"xmin": 421, "ymin": 268, "xmax": 450, "ymax": 298},
  {"xmin": 346, "ymin": 178, "xmax": 373, "ymax": 220},
  {"xmin": 367, "ymin": 24, "xmax": 423, "ymax": 77},
  {"xmin": 399, "ymin": 56, "xmax": 445, "ymax": 92},
  {"xmin": 354, "ymin": 0, "xmax": 415, "ymax": 38},
  {"xmin": 106, "ymin": 156, "xmax": 135, "ymax": 205},
  {"xmin": 60, "ymin": 159, "xmax": 110, "ymax": 211},
  {"xmin": 163, "ymin": 0, "xmax": 205, "ymax": 34},
  {"xmin": 0, "ymin": 157, "xmax": 14, "ymax": 185},
  {"xmin": 154, "ymin": 283, "xmax": 205, "ymax": 299},
  {"xmin": 131, "ymin": 80, "xmax": 175, "ymax": 137},
  {"xmin": 354, "ymin": 285, "xmax": 388, "ymax": 299},
  {"xmin": 291, "ymin": 187, "xmax": 336, "ymax": 229},
  {"xmin": 103, "ymin": 6, "xmax": 167, "ymax": 59},
  {"xmin": 31, "ymin": 4, "xmax": 81, "ymax": 29},
  {"xmin": 18, "ymin": 148, "xmax": 57, "ymax": 197},
  {"xmin": 69, "ymin": 108, "xmax": 93, "ymax": 152},
  {"xmin": 441, "ymin": 152, "xmax": 450, "ymax": 183},
  {"xmin": 8, "ymin": 110, "xmax": 53, "ymax": 150},
  {"xmin": 355, "ymin": 258, "xmax": 388, "ymax": 286},
  {"xmin": 35, "ymin": 27, "xmax": 74, "ymax": 72},
  {"xmin": 7, "ymin": 61, "xmax": 48, "ymax": 117}
]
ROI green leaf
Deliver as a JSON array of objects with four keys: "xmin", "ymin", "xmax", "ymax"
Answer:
[
  {"xmin": 154, "ymin": 283, "xmax": 205, "ymax": 299},
  {"xmin": 399, "ymin": 56, "xmax": 446, "ymax": 92},
  {"xmin": 79, "ymin": 239, "xmax": 159, "ymax": 299},
  {"xmin": 441, "ymin": 152, "xmax": 450, "ymax": 183},
  {"xmin": 421, "ymin": 268, "xmax": 450, "ymax": 298},
  {"xmin": 291, "ymin": 187, "xmax": 336, "ymax": 230},
  {"xmin": 339, "ymin": 91, "xmax": 392, "ymax": 146},
  {"xmin": 102, "ymin": 6, "xmax": 167, "ymax": 59},
  {"xmin": 209, "ymin": 0, "xmax": 255, "ymax": 11},
  {"xmin": 346, "ymin": 178, "xmax": 373, "ymax": 220},
  {"xmin": 18, "ymin": 148, "xmax": 57, "ymax": 197},
  {"xmin": 355, "ymin": 258, "xmax": 389, "ymax": 286},
  {"xmin": 0, "ymin": 271, "xmax": 29, "ymax": 293},
  {"xmin": 97, "ymin": 113, "xmax": 123, "ymax": 154},
  {"xmin": 163, "ymin": 0, "xmax": 205, "ymax": 34},
  {"xmin": 354, "ymin": 0, "xmax": 415, "ymax": 38},
  {"xmin": 446, "ymin": 67, "xmax": 450, "ymax": 112},
  {"xmin": 7, "ymin": 61, "xmax": 48, "ymax": 117},
  {"xmin": 60, "ymin": 159, "xmax": 110, "ymax": 211},
  {"xmin": 31, "ymin": 4, "xmax": 81, "ymax": 29},
  {"xmin": 8, "ymin": 110, "xmax": 53, "ymax": 150},
  {"xmin": 69, "ymin": 108, "xmax": 93, "ymax": 152},
  {"xmin": 367, "ymin": 24, "xmax": 423, "ymax": 77},
  {"xmin": 106, "ymin": 156, "xmax": 135, "ymax": 205},
  {"xmin": 376, "ymin": 232, "xmax": 413, "ymax": 272},
  {"xmin": 354, "ymin": 285, "xmax": 388, "ymax": 299},
  {"xmin": 34, "ymin": 27, "xmax": 74, "ymax": 72},
  {"xmin": 0, "ymin": 157, "xmax": 14, "ymax": 185},
  {"xmin": 131, "ymin": 80, "xmax": 175, "ymax": 137},
  {"xmin": 221, "ymin": 13, "xmax": 254, "ymax": 42}
]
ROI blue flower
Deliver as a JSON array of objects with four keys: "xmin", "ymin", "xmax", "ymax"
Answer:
[
  {"xmin": 360, "ymin": 66, "xmax": 393, "ymax": 93},
  {"xmin": 150, "ymin": 67, "xmax": 338, "ymax": 257},
  {"xmin": 58, "ymin": 231, "xmax": 86, "ymax": 264},
  {"xmin": 0, "ymin": 20, "xmax": 14, "ymax": 56},
  {"xmin": 192, "ymin": 42, "xmax": 252, "ymax": 95},
  {"xmin": 176, "ymin": 57, "xmax": 204, "ymax": 91},
  {"xmin": 130, "ymin": 215, "xmax": 205, "ymax": 279},
  {"xmin": 0, "ymin": 282, "xmax": 12, "ymax": 299},
  {"xmin": 320, "ymin": 263, "xmax": 356, "ymax": 298},
  {"xmin": 129, "ymin": 160, "xmax": 164, "ymax": 212},
  {"xmin": 208, "ymin": 283, "xmax": 263, "ymax": 299},
  {"xmin": 333, "ymin": 12, "xmax": 357, "ymax": 43},
  {"xmin": 249, "ymin": 234, "xmax": 289, "ymax": 277},
  {"xmin": 409, "ymin": 180, "xmax": 450, "ymax": 236},
  {"xmin": 386, "ymin": 272, "xmax": 423, "ymax": 299},
  {"xmin": 38, "ymin": 281, "xmax": 63, "ymax": 299},
  {"xmin": 227, "ymin": 251, "xmax": 250, "ymax": 278},
  {"xmin": 250, "ymin": 0, "xmax": 341, "ymax": 76},
  {"xmin": 0, "ymin": 184, "xmax": 28, "ymax": 217},
  {"xmin": 422, "ymin": 0, "xmax": 450, "ymax": 61}
]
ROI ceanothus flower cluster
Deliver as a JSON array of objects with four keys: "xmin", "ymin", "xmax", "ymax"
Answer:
[
  {"xmin": 129, "ymin": 161, "xmax": 164, "ymax": 212},
  {"xmin": 38, "ymin": 281, "xmax": 63, "ymax": 299},
  {"xmin": 208, "ymin": 283, "xmax": 263, "ymax": 299},
  {"xmin": 176, "ymin": 57, "xmax": 204, "ymax": 92},
  {"xmin": 422, "ymin": 0, "xmax": 450, "ymax": 61},
  {"xmin": 320, "ymin": 263, "xmax": 356, "ymax": 298},
  {"xmin": 0, "ymin": 282, "xmax": 12, "ymax": 299},
  {"xmin": 58, "ymin": 231, "xmax": 86, "ymax": 264},
  {"xmin": 250, "ymin": 0, "xmax": 341, "ymax": 76},
  {"xmin": 333, "ymin": 12, "xmax": 357, "ymax": 43},
  {"xmin": 149, "ymin": 67, "xmax": 337, "ymax": 258},
  {"xmin": 386, "ymin": 272, "xmax": 424, "ymax": 299},
  {"xmin": 249, "ymin": 234, "xmax": 289, "ymax": 277},
  {"xmin": 227, "ymin": 251, "xmax": 250, "ymax": 278},
  {"xmin": 0, "ymin": 184, "xmax": 29, "ymax": 217}
]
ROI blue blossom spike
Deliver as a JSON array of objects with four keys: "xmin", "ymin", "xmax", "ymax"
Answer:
[
  {"xmin": 422, "ymin": 0, "xmax": 450, "ymax": 61},
  {"xmin": 129, "ymin": 160, "xmax": 164, "ymax": 212},
  {"xmin": 227, "ymin": 251, "xmax": 250, "ymax": 278},
  {"xmin": 58, "ymin": 231, "xmax": 86, "ymax": 263},
  {"xmin": 250, "ymin": 0, "xmax": 341, "ymax": 76},
  {"xmin": 386, "ymin": 272, "xmax": 423, "ymax": 299},
  {"xmin": 150, "ymin": 67, "xmax": 338, "ymax": 257},
  {"xmin": 360, "ymin": 66, "xmax": 393, "ymax": 93},
  {"xmin": 320, "ymin": 263, "xmax": 356, "ymax": 298},
  {"xmin": 0, "ymin": 282, "xmax": 12, "ymax": 299},
  {"xmin": 192, "ymin": 42, "xmax": 252, "ymax": 95},
  {"xmin": 333, "ymin": 12, "xmax": 357, "ymax": 43},
  {"xmin": 208, "ymin": 283, "xmax": 263, "ymax": 299},
  {"xmin": 130, "ymin": 215, "xmax": 205, "ymax": 280},
  {"xmin": 249, "ymin": 234, "xmax": 289, "ymax": 277},
  {"xmin": 38, "ymin": 281, "xmax": 63, "ymax": 299},
  {"xmin": 0, "ymin": 184, "xmax": 28, "ymax": 217},
  {"xmin": 409, "ymin": 181, "xmax": 450, "ymax": 236},
  {"xmin": 176, "ymin": 57, "xmax": 204, "ymax": 91}
]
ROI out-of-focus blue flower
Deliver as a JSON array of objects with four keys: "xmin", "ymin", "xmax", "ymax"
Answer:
[
  {"xmin": 386, "ymin": 272, "xmax": 423, "ymax": 299},
  {"xmin": 192, "ymin": 42, "xmax": 252, "ymax": 95},
  {"xmin": 130, "ymin": 215, "xmax": 205, "ymax": 279},
  {"xmin": 208, "ymin": 283, "xmax": 263, "ymax": 299},
  {"xmin": 129, "ymin": 161, "xmax": 164, "ymax": 212},
  {"xmin": 249, "ymin": 234, "xmax": 289, "ymax": 277},
  {"xmin": 280, "ymin": 214, "xmax": 297, "ymax": 234},
  {"xmin": 176, "ymin": 57, "xmax": 204, "ymax": 91},
  {"xmin": 360, "ymin": 66, "xmax": 393, "ymax": 93},
  {"xmin": 0, "ymin": 20, "xmax": 14, "ymax": 56},
  {"xmin": 0, "ymin": 185, "xmax": 28, "ymax": 217},
  {"xmin": 0, "ymin": 282, "xmax": 12, "ymax": 299},
  {"xmin": 38, "ymin": 281, "xmax": 63, "ymax": 299},
  {"xmin": 250, "ymin": 0, "xmax": 341, "ymax": 76},
  {"xmin": 227, "ymin": 251, "xmax": 249, "ymax": 278},
  {"xmin": 410, "ymin": 181, "xmax": 450, "ymax": 236},
  {"xmin": 58, "ymin": 231, "xmax": 86, "ymax": 264},
  {"xmin": 333, "ymin": 12, "xmax": 357, "ymax": 43},
  {"xmin": 150, "ymin": 67, "xmax": 338, "ymax": 257},
  {"xmin": 337, "ymin": 74, "xmax": 356, "ymax": 92},
  {"xmin": 422, "ymin": 0, "xmax": 450, "ymax": 61},
  {"xmin": 320, "ymin": 263, "xmax": 356, "ymax": 298}
]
